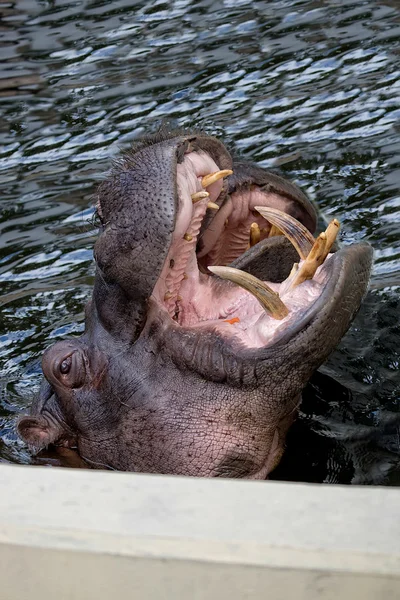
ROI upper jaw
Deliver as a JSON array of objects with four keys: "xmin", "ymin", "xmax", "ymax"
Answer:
[{"xmin": 92, "ymin": 132, "xmax": 233, "ymax": 340}]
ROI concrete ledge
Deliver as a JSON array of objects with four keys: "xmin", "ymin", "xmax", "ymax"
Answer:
[{"xmin": 0, "ymin": 465, "xmax": 399, "ymax": 599}]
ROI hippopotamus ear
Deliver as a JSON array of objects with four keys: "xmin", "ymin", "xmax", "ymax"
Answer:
[
  {"xmin": 17, "ymin": 415, "xmax": 63, "ymax": 453},
  {"xmin": 17, "ymin": 379, "xmax": 74, "ymax": 453}
]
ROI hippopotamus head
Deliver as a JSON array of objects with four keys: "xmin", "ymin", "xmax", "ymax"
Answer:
[{"xmin": 18, "ymin": 131, "xmax": 372, "ymax": 478}]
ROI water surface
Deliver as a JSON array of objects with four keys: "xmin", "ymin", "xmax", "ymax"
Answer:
[{"xmin": 0, "ymin": 0, "xmax": 399, "ymax": 483}]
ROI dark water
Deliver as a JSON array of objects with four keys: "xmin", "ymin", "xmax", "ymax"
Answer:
[{"xmin": 0, "ymin": 0, "xmax": 399, "ymax": 483}]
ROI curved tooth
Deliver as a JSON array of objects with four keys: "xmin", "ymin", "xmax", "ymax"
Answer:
[
  {"xmin": 290, "ymin": 232, "xmax": 327, "ymax": 288},
  {"xmin": 268, "ymin": 224, "xmax": 283, "ymax": 238},
  {"xmin": 321, "ymin": 219, "xmax": 340, "ymax": 261},
  {"xmin": 290, "ymin": 219, "xmax": 340, "ymax": 288},
  {"xmin": 254, "ymin": 206, "xmax": 315, "ymax": 260},
  {"xmin": 207, "ymin": 202, "xmax": 220, "ymax": 210},
  {"xmin": 250, "ymin": 222, "xmax": 260, "ymax": 247},
  {"xmin": 289, "ymin": 263, "xmax": 298, "ymax": 278},
  {"xmin": 201, "ymin": 169, "xmax": 233, "ymax": 188},
  {"xmin": 192, "ymin": 190, "xmax": 210, "ymax": 203},
  {"xmin": 208, "ymin": 266, "xmax": 289, "ymax": 320}
]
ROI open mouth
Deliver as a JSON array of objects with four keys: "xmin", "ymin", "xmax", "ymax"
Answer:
[{"xmin": 151, "ymin": 150, "xmax": 341, "ymax": 349}]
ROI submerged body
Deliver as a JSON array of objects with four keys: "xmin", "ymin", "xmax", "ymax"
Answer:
[{"xmin": 18, "ymin": 131, "xmax": 372, "ymax": 478}]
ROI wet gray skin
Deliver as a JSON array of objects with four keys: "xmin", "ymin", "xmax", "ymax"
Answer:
[{"xmin": 17, "ymin": 132, "xmax": 373, "ymax": 478}]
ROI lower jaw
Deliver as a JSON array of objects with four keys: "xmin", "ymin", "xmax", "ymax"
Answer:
[
  {"xmin": 246, "ymin": 430, "xmax": 282, "ymax": 480},
  {"xmin": 149, "ymin": 256, "xmax": 333, "ymax": 351},
  {"xmin": 78, "ymin": 426, "xmax": 294, "ymax": 479}
]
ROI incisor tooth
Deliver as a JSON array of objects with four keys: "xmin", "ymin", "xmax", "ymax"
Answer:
[
  {"xmin": 250, "ymin": 222, "xmax": 260, "ymax": 247},
  {"xmin": 255, "ymin": 206, "xmax": 315, "ymax": 260},
  {"xmin": 321, "ymin": 219, "xmax": 340, "ymax": 261},
  {"xmin": 290, "ymin": 232, "xmax": 327, "ymax": 288},
  {"xmin": 290, "ymin": 218, "xmax": 340, "ymax": 287},
  {"xmin": 207, "ymin": 202, "xmax": 220, "ymax": 210},
  {"xmin": 164, "ymin": 291, "xmax": 173, "ymax": 300},
  {"xmin": 208, "ymin": 266, "xmax": 289, "ymax": 320},
  {"xmin": 268, "ymin": 225, "xmax": 283, "ymax": 238},
  {"xmin": 191, "ymin": 191, "xmax": 210, "ymax": 203},
  {"xmin": 201, "ymin": 169, "xmax": 233, "ymax": 188},
  {"xmin": 183, "ymin": 233, "xmax": 193, "ymax": 242}
]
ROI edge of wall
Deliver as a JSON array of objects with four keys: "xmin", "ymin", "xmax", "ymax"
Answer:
[{"xmin": 0, "ymin": 464, "xmax": 399, "ymax": 599}]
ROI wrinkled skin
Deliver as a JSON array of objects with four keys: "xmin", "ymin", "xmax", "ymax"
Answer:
[{"xmin": 18, "ymin": 131, "xmax": 373, "ymax": 478}]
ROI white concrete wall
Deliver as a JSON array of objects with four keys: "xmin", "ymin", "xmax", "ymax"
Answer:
[{"xmin": 0, "ymin": 464, "xmax": 399, "ymax": 599}]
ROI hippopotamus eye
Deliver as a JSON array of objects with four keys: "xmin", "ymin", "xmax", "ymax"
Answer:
[
  {"xmin": 52, "ymin": 349, "xmax": 86, "ymax": 389},
  {"xmin": 60, "ymin": 356, "xmax": 72, "ymax": 375}
]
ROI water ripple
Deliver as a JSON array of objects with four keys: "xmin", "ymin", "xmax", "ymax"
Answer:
[{"xmin": 0, "ymin": 0, "xmax": 399, "ymax": 482}]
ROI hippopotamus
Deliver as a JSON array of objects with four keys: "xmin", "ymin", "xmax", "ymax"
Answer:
[{"xmin": 17, "ymin": 130, "xmax": 373, "ymax": 478}]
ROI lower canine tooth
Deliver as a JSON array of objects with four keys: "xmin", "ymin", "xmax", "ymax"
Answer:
[
  {"xmin": 208, "ymin": 266, "xmax": 289, "ymax": 320},
  {"xmin": 207, "ymin": 202, "xmax": 219, "ymax": 210},
  {"xmin": 250, "ymin": 223, "xmax": 260, "ymax": 247},
  {"xmin": 192, "ymin": 191, "xmax": 210, "ymax": 203},
  {"xmin": 255, "ymin": 206, "xmax": 315, "ymax": 260},
  {"xmin": 201, "ymin": 169, "xmax": 233, "ymax": 188}
]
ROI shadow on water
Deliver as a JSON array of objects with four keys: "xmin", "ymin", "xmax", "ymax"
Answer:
[{"xmin": 0, "ymin": 0, "xmax": 399, "ymax": 484}]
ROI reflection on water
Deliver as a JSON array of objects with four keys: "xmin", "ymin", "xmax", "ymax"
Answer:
[{"xmin": 0, "ymin": 0, "xmax": 399, "ymax": 483}]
